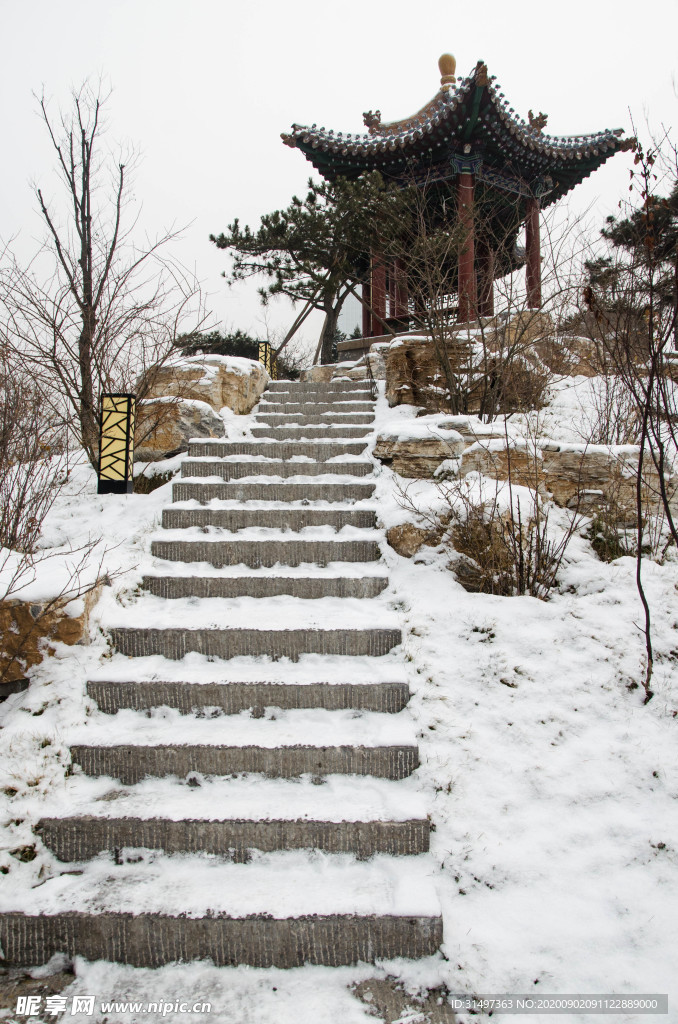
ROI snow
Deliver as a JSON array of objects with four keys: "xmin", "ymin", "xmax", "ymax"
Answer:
[
  {"xmin": 66, "ymin": 707, "xmax": 416, "ymax": 749},
  {"xmin": 0, "ymin": 852, "xmax": 439, "ymax": 919},
  {"xmin": 37, "ymin": 774, "xmax": 428, "ymax": 824},
  {"xmin": 1, "ymin": 375, "xmax": 677, "ymax": 1022},
  {"xmin": 165, "ymin": 353, "xmax": 268, "ymax": 381}
]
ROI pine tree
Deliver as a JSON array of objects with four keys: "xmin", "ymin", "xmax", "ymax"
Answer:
[{"xmin": 210, "ymin": 173, "xmax": 404, "ymax": 364}]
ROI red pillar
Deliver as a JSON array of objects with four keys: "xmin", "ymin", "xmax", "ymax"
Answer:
[
  {"xmin": 371, "ymin": 255, "xmax": 387, "ymax": 336},
  {"xmin": 394, "ymin": 258, "xmax": 409, "ymax": 326},
  {"xmin": 388, "ymin": 262, "xmax": 396, "ymax": 320},
  {"xmin": 477, "ymin": 243, "xmax": 495, "ymax": 318},
  {"xmin": 362, "ymin": 277, "xmax": 371, "ymax": 338},
  {"xmin": 457, "ymin": 172, "xmax": 477, "ymax": 323},
  {"xmin": 526, "ymin": 197, "xmax": 542, "ymax": 309}
]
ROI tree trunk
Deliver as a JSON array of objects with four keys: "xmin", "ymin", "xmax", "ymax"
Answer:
[{"xmin": 320, "ymin": 303, "xmax": 340, "ymax": 365}]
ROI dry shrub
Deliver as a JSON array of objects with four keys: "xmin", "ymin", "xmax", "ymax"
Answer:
[
  {"xmin": 398, "ymin": 474, "xmax": 581, "ymax": 600},
  {"xmin": 448, "ymin": 486, "xmax": 578, "ymax": 598},
  {"xmin": 0, "ymin": 366, "xmax": 65, "ymax": 553}
]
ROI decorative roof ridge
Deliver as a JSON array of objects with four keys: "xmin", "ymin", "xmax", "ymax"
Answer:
[{"xmin": 282, "ymin": 60, "xmax": 632, "ymax": 159}]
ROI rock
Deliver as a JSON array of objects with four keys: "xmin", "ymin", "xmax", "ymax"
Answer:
[
  {"xmin": 135, "ymin": 398, "xmax": 225, "ymax": 462},
  {"xmin": 384, "ymin": 318, "xmax": 552, "ymax": 414},
  {"xmin": 366, "ymin": 347, "xmax": 387, "ymax": 380},
  {"xmin": 385, "ymin": 335, "xmax": 471, "ymax": 410},
  {"xmin": 494, "ymin": 310, "xmax": 553, "ymax": 349},
  {"xmin": 386, "ymin": 523, "xmax": 435, "ymax": 558},
  {"xmin": 336, "ymin": 361, "xmax": 368, "ymax": 381},
  {"xmin": 145, "ymin": 355, "xmax": 268, "ymax": 415},
  {"xmin": 447, "ymin": 551, "xmax": 487, "ymax": 593},
  {"xmin": 459, "ymin": 440, "xmax": 677, "ymax": 519},
  {"xmin": 300, "ymin": 364, "xmax": 335, "ymax": 383},
  {"xmin": 374, "ymin": 430, "xmax": 465, "ymax": 478},
  {"xmin": 0, "ymin": 588, "xmax": 101, "ymax": 682}
]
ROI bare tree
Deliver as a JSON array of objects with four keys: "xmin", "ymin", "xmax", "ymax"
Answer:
[
  {"xmin": 0, "ymin": 348, "xmax": 126, "ymax": 683},
  {"xmin": 0, "ymin": 81, "xmax": 204, "ymax": 467},
  {"xmin": 579, "ymin": 130, "xmax": 678, "ymax": 702}
]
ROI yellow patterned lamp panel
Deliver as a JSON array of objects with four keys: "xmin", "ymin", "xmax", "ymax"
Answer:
[
  {"xmin": 258, "ymin": 342, "xmax": 277, "ymax": 380},
  {"xmin": 98, "ymin": 393, "xmax": 135, "ymax": 494}
]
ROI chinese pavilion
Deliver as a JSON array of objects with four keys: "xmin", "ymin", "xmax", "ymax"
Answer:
[{"xmin": 282, "ymin": 55, "xmax": 632, "ymax": 340}]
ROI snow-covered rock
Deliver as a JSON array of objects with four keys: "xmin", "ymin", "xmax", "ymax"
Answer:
[
  {"xmin": 145, "ymin": 355, "xmax": 269, "ymax": 415},
  {"xmin": 135, "ymin": 397, "xmax": 225, "ymax": 462}
]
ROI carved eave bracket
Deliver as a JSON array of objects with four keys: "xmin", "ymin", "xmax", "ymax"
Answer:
[
  {"xmin": 363, "ymin": 110, "xmax": 382, "ymax": 135},
  {"xmin": 528, "ymin": 109, "xmax": 549, "ymax": 133}
]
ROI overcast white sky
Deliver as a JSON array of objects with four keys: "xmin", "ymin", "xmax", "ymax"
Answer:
[{"xmin": 1, "ymin": 0, "xmax": 676, "ymax": 350}]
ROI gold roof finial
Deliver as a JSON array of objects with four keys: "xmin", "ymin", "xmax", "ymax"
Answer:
[{"xmin": 439, "ymin": 53, "xmax": 456, "ymax": 89}]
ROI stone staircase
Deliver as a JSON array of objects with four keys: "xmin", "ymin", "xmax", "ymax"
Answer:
[{"xmin": 0, "ymin": 380, "xmax": 442, "ymax": 969}]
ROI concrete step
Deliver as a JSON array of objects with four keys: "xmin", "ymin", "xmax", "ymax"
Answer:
[
  {"xmin": 267, "ymin": 381, "xmax": 372, "ymax": 393},
  {"xmin": 187, "ymin": 441, "xmax": 367, "ymax": 460},
  {"xmin": 142, "ymin": 574, "xmax": 388, "ymax": 599},
  {"xmin": 150, "ymin": 538, "xmax": 381, "ymax": 566},
  {"xmin": 254, "ymin": 413, "xmax": 374, "ymax": 426},
  {"xmin": 180, "ymin": 460, "xmax": 372, "ymax": 480},
  {"xmin": 86, "ymin": 679, "xmax": 409, "ymax": 714},
  {"xmin": 70, "ymin": 743, "xmax": 418, "ymax": 783},
  {"xmin": 172, "ymin": 481, "xmax": 376, "ymax": 502},
  {"xmin": 161, "ymin": 507, "xmax": 377, "ymax": 531},
  {"xmin": 37, "ymin": 815, "xmax": 429, "ymax": 862},
  {"xmin": 108, "ymin": 627, "xmax": 401, "ymax": 660},
  {"xmin": 251, "ymin": 426, "xmax": 372, "ymax": 439},
  {"xmin": 0, "ymin": 911, "xmax": 441, "ymax": 968},
  {"xmin": 257, "ymin": 402, "xmax": 374, "ymax": 415}
]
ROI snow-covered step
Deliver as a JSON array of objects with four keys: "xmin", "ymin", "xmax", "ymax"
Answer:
[
  {"xmin": 180, "ymin": 460, "xmax": 373, "ymax": 479},
  {"xmin": 150, "ymin": 537, "xmax": 382, "ymax": 566},
  {"xmin": 38, "ymin": 815, "xmax": 429, "ymax": 862},
  {"xmin": 70, "ymin": 704, "xmax": 414, "ymax": 744},
  {"xmin": 69, "ymin": 743, "xmax": 418, "ymax": 783},
  {"xmin": 161, "ymin": 507, "xmax": 377, "ymax": 530},
  {"xmin": 173, "ymin": 481, "xmax": 376, "ymax": 502},
  {"xmin": 188, "ymin": 440, "xmax": 368, "ymax": 459},
  {"xmin": 0, "ymin": 853, "xmax": 441, "ymax": 967},
  {"xmin": 86, "ymin": 679, "xmax": 409, "ymax": 714},
  {"xmin": 255, "ymin": 413, "xmax": 375, "ymax": 426},
  {"xmin": 257, "ymin": 401, "xmax": 374, "ymax": 414},
  {"xmin": 171, "ymin": 481, "xmax": 377, "ymax": 503},
  {"xmin": 142, "ymin": 573, "xmax": 388, "ymax": 599},
  {"xmin": 89, "ymin": 652, "xmax": 408, "ymax": 687},
  {"xmin": 38, "ymin": 771, "xmax": 427, "ymax": 823},
  {"xmin": 251, "ymin": 425, "xmax": 373, "ymax": 439},
  {"xmin": 0, "ymin": 851, "xmax": 436, "ymax": 918},
  {"xmin": 107, "ymin": 626, "xmax": 401, "ymax": 660},
  {"xmin": 267, "ymin": 380, "xmax": 372, "ymax": 393}
]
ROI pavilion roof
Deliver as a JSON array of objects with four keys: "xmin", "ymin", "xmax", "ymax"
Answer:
[{"xmin": 282, "ymin": 59, "xmax": 633, "ymax": 207}]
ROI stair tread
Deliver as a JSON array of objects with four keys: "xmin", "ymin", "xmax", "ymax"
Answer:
[
  {"xmin": 179, "ymin": 467, "xmax": 373, "ymax": 480},
  {"xmin": 142, "ymin": 563, "xmax": 389, "ymax": 577},
  {"xmin": 101, "ymin": 599, "xmax": 399, "ymax": 630},
  {"xmin": 39, "ymin": 771, "xmax": 424, "ymax": 823},
  {"xmin": 91, "ymin": 654, "xmax": 407, "ymax": 685},
  {"xmin": 0, "ymin": 852, "xmax": 439, "ymax": 919},
  {"xmin": 153, "ymin": 527, "xmax": 382, "ymax": 540},
  {"xmin": 68, "ymin": 708, "xmax": 416, "ymax": 748}
]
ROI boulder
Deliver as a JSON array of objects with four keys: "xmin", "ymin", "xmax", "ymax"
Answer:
[
  {"xmin": 301, "ymin": 365, "xmax": 335, "ymax": 383},
  {"xmin": 374, "ymin": 426, "xmax": 465, "ymax": 478},
  {"xmin": 145, "ymin": 355, "xmax": 268, "ymax": 415},
  {"xmin": 385, "ymin": 335, "xmax": 471, "ymax": 410},
  {"xmin": 386, "ymin": 523, "xmax": 436, "ymax": 558},
  {"xmin": 0, "ymin": 588, "xmax": 101, "ymax": 682},
  {"xmin": 135, "ymin": 398, "xmax": 225, "ymax": 462},
  {"xmin": 459, "ymin": 440, "xmax": 677, "ymax": 519}
]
